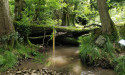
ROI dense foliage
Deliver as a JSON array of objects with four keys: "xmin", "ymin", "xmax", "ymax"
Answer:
[{"xmin": 0, "ymin": 0, "xmax": 124, "ymax": 75}]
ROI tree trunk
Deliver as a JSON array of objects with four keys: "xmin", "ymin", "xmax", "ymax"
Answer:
[
  {"xmin": 14, "ymin": 0, "xmax": 25, "ymax": 21},
  {"xmin": 97, "ymin": 0, "xmax": 116, "ymax": 35},
  {"xmin": 61, "ymin": 8, "xmax": 76, "ymax": 26},
  {"xmin": 0, "ymin": 0, "xmax": 14, "ymax": 37},
  {"xmin": 62, "ymin": 7, "xmax": 68, "ymax": 26},
  {"xmin": 61, "ymin": 0, "xmax": 78, "ymax": 26}
]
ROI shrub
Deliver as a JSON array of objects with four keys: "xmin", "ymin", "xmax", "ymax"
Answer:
[
  {"xmin": 119, "ymin": 25, "xmax": 125, "ymax": 39},
  {"xmin": 34, "ymin": 52, "xmax": 46, "ymax": 64},
  {"xmin": 79, "ymin": 35, "xmax": 101, "ymax": 63},
  {"xmin": 79, "ymin": 34, "xmax": 115, "ymax": 67},
  {"xmin": 0, "ymin": 55, "xmax": 5, "ymax": 66},
  {"xmin": 114, "ymin": 56, "xmax": 125, "ymax": 75},
  {"xmin": 0, "ymin": 51, "xmax": 17, "ymax": 71},
  {"xmin": 15, "ymin": 43, "xmax": 33, "ymax": 59}
]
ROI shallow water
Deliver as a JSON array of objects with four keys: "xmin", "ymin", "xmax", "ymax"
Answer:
[{"xmin": 18, "ymin": 46, "xmax": 116, "ymax": 75}]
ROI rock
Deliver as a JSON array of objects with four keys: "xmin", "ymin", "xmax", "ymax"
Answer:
[
  {"xmin": 24, "ymin": 74, "xmax": 28, "ymax": 75},
  {"xmin": 44, "ymin": 69, "xmax": 48, "ymax": 74},
  {"xmin": 23, "ymin": 73, "xmax": 30, "ymax": 75},
  {"xmin": 32, "ymin": 70, "xmax": 36, "ymax": 73},
  {"xmin": 31, "ymin": 73, "xmax": 37, "ymax": 75},
  {"xmin": 16, "ymin": 71, "xmax": 22, "ymax": 74},
  {"xmin": 95, "ymin": 35, "xmax": 106, "ymax": 47},
  {"xmin": 6, "ymin": 71, "xmax": 10, "ymax": 73},
  {"xmin": 36, "ymin": 71, "xmax": 41, "ymax": 75},
  {"xmin": 39, "ymin": 69, "xmax": 43, "ymax": 74},
  {"xmin": 3, "ymin": 67, "xmax": 68, "ymax": 75},
  {"xmin": 9, "ymin": 73, "xmax": 13, "ymax": 75},
  {"xmin": 53, "ymin": 71, "xmax": 57, "ymax": 74}
]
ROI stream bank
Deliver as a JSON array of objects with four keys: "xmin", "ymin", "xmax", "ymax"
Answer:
[{"xmin": 2, "ymin": 46, "xmax": 116, "ymax": 75}]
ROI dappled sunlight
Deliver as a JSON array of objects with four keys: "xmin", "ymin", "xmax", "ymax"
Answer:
[
  {"xmin": 72, "ymin": 65, "xmax": 82, "ymax": 74},
  {"xmin": 48, "ymin": 56, "xmax": 68, "ymax": 66},
  {"xmin": 75, "ymin": 50, "xmax": 79, "ymax": 55}
]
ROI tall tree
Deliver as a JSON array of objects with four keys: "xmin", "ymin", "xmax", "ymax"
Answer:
[
  {"xmin": 97, "ymin": 0, "xmax": 116, "ymax": 35},
  {"xmin": 14, "ymin": 0, "xmax": 25, "ymax": 21},
  {"xmin": 62, "ymin": 0, "xmax": 80, "ymax": 26},
  {"xmin": 0, "ymin": 0, "xmax": 14, "ymax": 37}
]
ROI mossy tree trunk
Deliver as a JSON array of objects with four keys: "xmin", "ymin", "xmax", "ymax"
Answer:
[
  {"xmin": 0, "ymin": 0, "xmax": 15, "ymax": 48},
  {"xmin": 0, "ymin": 0, "xmax": 15, "ymax": 36},
  {"xmin": 14, "ymin": 0, "xmax": 25, "ymax": 21},
  {"xmin": 97, "ymin": 0, "xmax": 116, "ymax": 35},
  {"xmin": 61, "ymin": 0, "xmax": 78, "ymax": 26},
  {"xmin": 62, "ymin": 7, "xmax": 68, "ymax": 26},
  {"xmin": 61, "ymin": 9, "xmax": 76, "ymax": 26}
]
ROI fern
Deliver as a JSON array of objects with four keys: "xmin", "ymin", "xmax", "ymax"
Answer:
[
  {"xmin": 114, "ymin": 56, "xmax": 125, "ymax": 75},
  {"xmin": 0, "ymin": 51, "xmax": 17, "ymax": 71}
]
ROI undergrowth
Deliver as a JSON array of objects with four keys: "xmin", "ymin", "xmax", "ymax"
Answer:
[
  {"xmin": 33, "ymin": 52, "xmax": 47, "ymax": 64},
  {"xmin": 0, "ymin": 49, "xmax": 17, "ymax": 72},
  {"xmin": 79, "ymin": 34, "xmax": 125, "ymax": 75},
  {"xmin": 0, "ymin": 43, "xmax": 45, "ymax": 72},
  {"xmin": 114, "ymin": 56, "xmax": 125, "ymax": 75},
  {"xmin": 79, "ymin": 35, "xmax": 101, "ymax": 63}
]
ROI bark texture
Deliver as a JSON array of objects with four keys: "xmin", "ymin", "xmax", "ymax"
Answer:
[
  {"xmin": 97, "ymin": 0, "xmax": 115, "ymax": 34},
  {"xmin": 0, "ymin": 0, "xmax": 14, "ymax": 37}
]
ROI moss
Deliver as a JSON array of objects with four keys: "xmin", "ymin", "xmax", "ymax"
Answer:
[{"xmin": 15, "ymin": 24, "xmax": 99, "ymax": 35}]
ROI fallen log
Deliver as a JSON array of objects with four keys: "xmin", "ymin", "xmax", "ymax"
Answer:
[
  {"xmin": 29, "ymin": 24, "xmax": 100, "ymax": 35},
  {"xmin": 15, "ymin": 24, "xmax": 100, "ymax": 37},
  {"xmin": 15, "ymin": 24, "xmax": 100, "ymax": 45}
]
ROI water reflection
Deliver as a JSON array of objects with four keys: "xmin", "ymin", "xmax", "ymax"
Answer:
[
  {"xmin": 46, "ymin": 46, "xmax": 116, "ymax": 75},
  {"xmin": 17, "ymin": 46, "xmax": 116, "ymax": 75},
  {"xmin": 48, "ymin": 56, "xmax": 68, "ymax": 66}
]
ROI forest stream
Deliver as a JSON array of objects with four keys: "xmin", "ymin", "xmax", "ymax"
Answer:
[{"xmin": 4, "ymin": 46, "xmax": 116, "ymax": 75}]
